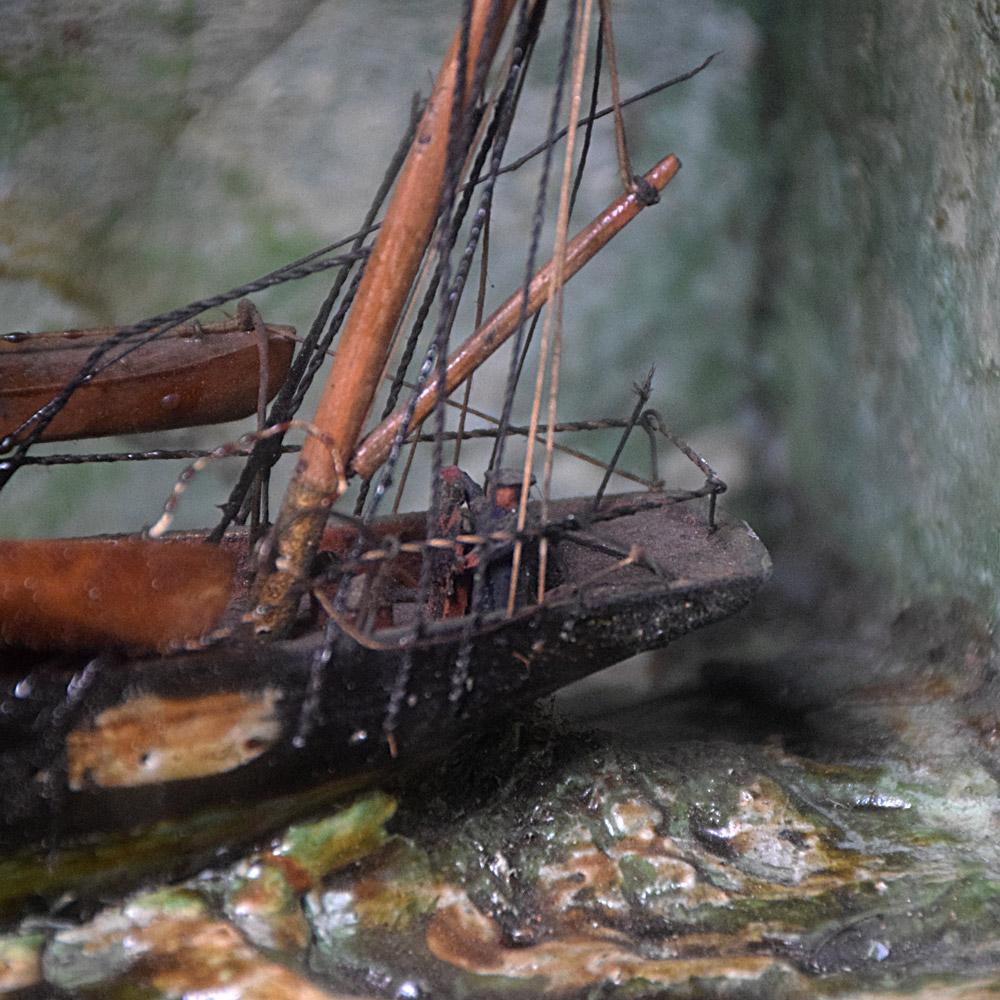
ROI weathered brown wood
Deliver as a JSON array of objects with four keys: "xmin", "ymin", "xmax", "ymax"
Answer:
[
  {"xmin": 0, "ymin": 318, "xmax": 295, "ymax": 443},
  {"xmin": 352, "ymin": 154, "xmax": 681, "ymax": 480},
  {"xmin": 254, "ymin": 0, "xmax": 518, "ymax": 635},
  {"xmin": 0, "ymin": 537, "xmax": 236, "ymax": 652}
]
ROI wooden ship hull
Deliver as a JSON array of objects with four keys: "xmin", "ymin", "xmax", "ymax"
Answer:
[{"xmin": 0, "ymin": 491, "xmax": 768, "ymax": 915}]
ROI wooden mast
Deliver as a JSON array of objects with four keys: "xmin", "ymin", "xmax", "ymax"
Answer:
[{"xmin": 252, "ymin": 0, "xmax": 519, "ymax": 635}]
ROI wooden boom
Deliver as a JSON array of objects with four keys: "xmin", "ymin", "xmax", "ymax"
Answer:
[{"xmin": 0, "ymin": 316, "xmax": 294, "ymax": 443}]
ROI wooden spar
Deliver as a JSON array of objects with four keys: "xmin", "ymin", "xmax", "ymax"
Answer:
[
  {"xmin": 0, "ymin": 316, "xmax": 294, "ymax": 443},
  {"xmin": 252, "ymin": 0, "xmax": 518, "ymax": 635},
  {"xmin": 352, "ymin": 153, "xmax": 681, "ymax": 481},
  {"xmin": 0, "ymin": 515, "xmax": 427, "ymax": 655}
]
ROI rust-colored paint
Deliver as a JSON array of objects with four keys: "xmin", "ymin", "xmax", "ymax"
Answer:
[
  {"xmin": 0, "ymin": 537, "xmax": 236, "ymax": 652},
  {"xmin": 0, "ymin": 318, "xmax": 295, "ymax": 442},
  {"xmin": 425, "ymin": 889, "xmax": 783, "ymax": 991},
  {"xmin": 66, "ymin": 688, "xmax": 282, "ymax": 789},
  {"xmin": 119, "ymin": 912, "xmax": 335, "ymax": 999}
]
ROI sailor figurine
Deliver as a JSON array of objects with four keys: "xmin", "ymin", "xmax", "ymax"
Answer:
[{"xmin": 466, "ymin": 467, "xmax": 538, "ymax": 612}]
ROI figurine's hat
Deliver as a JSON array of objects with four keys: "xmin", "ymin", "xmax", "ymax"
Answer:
[{"xmin": 485, "ymin": 467, "xmax": 536, "ymax": 488}]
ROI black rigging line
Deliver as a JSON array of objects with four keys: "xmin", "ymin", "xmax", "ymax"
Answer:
[
  {"xmin": 208, "ymin": 98, "xmax": 424, "ymax": 541},
  {"xmin": 487, "ymin": 50, "xmax": 717, "ymax": 182},
  {"xmin": 487, "ymin": 5, "xmax": 602, "ymax": 471},
  {"xmin": 19, "ymin": 416, "xmax": 647, "ymax": 466},
  {"xmin": 350, "ymin": 103, "xmax": 491, "ymax": 519},
  {"xmin": 358, "ymin": 0, "xmax": 546, "ymax": 523},
  {"xmin": 569, "ymin": 6, "xmax": 604, "ymax": 220},
  {"xmin": 383, "ymin": 0, "xmax": 481, "ymax": 753},
  {"xmin": 421, "ymin": 0, "xmax": 478, "ymax": 597},
  {"xmin": 453, "ymin": 0, "xmax": 577, "ymax": 707},
  {"xmin": 489, "ymin": 0, "xmax": 578, "ymax": 484}
]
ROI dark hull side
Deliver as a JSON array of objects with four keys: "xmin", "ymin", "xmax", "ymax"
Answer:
[{"xmin": 0, "ymin": 493, "xmax": 770, "ymax": 915}]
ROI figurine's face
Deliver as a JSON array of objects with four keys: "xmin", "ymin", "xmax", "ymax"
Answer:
[{"xmin": 494, "ymin": 484, "xmax": 519, "ymax": 511}]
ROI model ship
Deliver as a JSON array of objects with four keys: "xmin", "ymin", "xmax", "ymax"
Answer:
[{"xmin": 0, "ymin": 1, "xmax": 769, "ymax": 913}]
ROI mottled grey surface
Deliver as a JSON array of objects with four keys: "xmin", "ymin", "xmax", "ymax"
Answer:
[{"xmin": 750, "ymin": 0, "xmax": 1000, "ymax": 622}]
